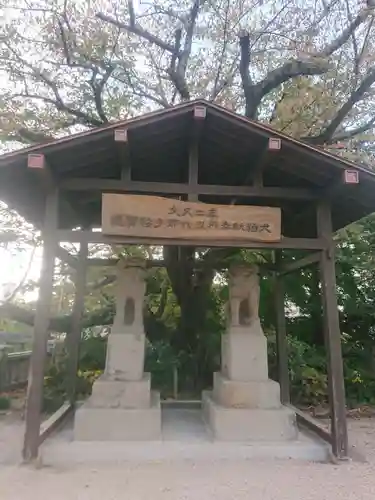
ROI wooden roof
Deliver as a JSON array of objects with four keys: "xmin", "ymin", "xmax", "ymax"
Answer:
[{"xmin": 0, "ymin": 99, "xmax": 374, "ymax": 238}]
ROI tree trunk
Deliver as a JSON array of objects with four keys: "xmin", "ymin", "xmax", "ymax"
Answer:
[{"xmin": 164, "ymin": 246, "xmax": 216, "ymax": 391}]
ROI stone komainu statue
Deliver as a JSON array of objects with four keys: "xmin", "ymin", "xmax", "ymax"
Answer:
[{"xmin": 227, "ymin": 264, "xmax": 260, "ymax": 327}]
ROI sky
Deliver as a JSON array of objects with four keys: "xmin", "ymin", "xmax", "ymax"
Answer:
[{"xmin": 0, "ymin": 246, "xmax": 41, "ymax": 302}]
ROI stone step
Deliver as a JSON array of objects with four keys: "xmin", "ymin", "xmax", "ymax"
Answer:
[
  {"xmin": 203, "ymin": 391, "xmax": 298, "ymax": 442},
  {"xmin": 89, "ymin": 373, "xmax": 151, "ymax": 409},
  {"xmin": 74, "ymin": 391, "xmax": 161, "ymax": 441},
  {"xmin": 213, "ymin": 373, "xmax": 281, "ymax": 409}
]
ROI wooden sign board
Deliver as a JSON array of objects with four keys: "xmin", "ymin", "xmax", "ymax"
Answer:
[{"xmin": 102, "ymin": 194, "xmax": 281, "ymax": 243}]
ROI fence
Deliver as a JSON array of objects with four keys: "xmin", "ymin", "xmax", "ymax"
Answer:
[
  {"xmin": 0, "ymin": 349, "xmax": 32, "ymax": 392},
  {"xmin": 0, "ymin": 340, "xmax": 60, "ymax": 393}
]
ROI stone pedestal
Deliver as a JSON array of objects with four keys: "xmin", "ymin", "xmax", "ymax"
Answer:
[
  {"xmin": 203, "ymin": 325, "xmax": 297, "ymax": 441},
  {"xmin": 203, "ymin": 264, "xmax": 297, "ymax": 442},
  {"xmin": 74, "ymin": 260, "xmax": 161, "ymax": 441}
]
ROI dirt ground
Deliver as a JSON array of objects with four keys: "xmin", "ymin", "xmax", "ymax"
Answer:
[{"xmin": 1, "ymin": 413, "xmax": 375, "ymax": 500}]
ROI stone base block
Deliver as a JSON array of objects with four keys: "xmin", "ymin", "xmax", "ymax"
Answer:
[
  {"xmin": 212, "ymin": 372, "xmax": 281, "ymax": 409},
  {"xmin": 105, "ymin": 331, "xmax": 145, "ymax": 381},
  {"xmin": 74, "ymin": 392, "xmax": 161, "ymax": 441},
  {"xmin": 222, "ymin": 329, "xmax": 268, "ymax": 381},
  {"xmin": 89, "ymin": 374, "xmax": 151, "ymax": 409},
  {"xmin": 202, "ymin": 391, "xmax": 297, "ymax": 441}
]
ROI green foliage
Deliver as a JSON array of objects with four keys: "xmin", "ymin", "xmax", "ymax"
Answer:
[
  {"xmin": 78, "ymin": 335, "xmax": 107, "ymax": 371},
  {"xmin": 0, "ymin": 394, "xmax": 10, "ymax": 411},
  {"xmin": 43, "ymin": 336, "xmax": 106, "ymax": 413}
]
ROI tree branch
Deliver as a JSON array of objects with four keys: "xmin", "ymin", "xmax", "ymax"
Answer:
[
  {"xmin": 2, "ymin": 41, "xmax": 104, "ymax": 127},
  {"xmin": 245, "ymin": 58, "xmax": 330, "ymax": 119},
  {"xmin": 332, "ymin": 116, "xmax": 375, "ymax": 142},
  {"xmin": 0, "ymin": 302, "xmax": 114, "ymax": 333},
  {"xmin": 320, "ymin": 9, "xmax": 369, "ymax": 57},
  {"xmin": 89, "ymin": 67, "xmax": 112, "ymax": 123},
  {"xmin": 239, "ymin": 30, "xmax": 254, "ymax": 115},
  {"xmin": 97, "ymin": 0, "xmax": 205, "ymax": 103},
  {"xmin": 0, "ymin": 246, "xmax": 36, "ymax": 304},
  {"xmin": 172, "ymin": 0, "xmax": 205, "ymax": 101},
  {"xmin": 2, "ymin": 127, "xmax": 55, "ymax": 144},
  {"xmin": 96, "ymin": 11, "xmax": 177, "ymax": 54},
  {"xmin": 306, "ymin": 68, "xmax": 375, "ymax": 144},
  {"xmin": 240, "ymin": 7, "xmax": 370, "ymax": 119},
  {"xmin": 167, "ymin": 28, "xmax": 190, "ymax": 100}
]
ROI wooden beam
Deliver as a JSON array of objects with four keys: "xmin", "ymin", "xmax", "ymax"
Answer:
[
  {"xmin": 60, "ymin": 178, "xmax": 317, "ymax": 200},
  {"xmin": 279, "ymin": 251, "xmax": 320, "ymax": 275},
  {"xmin": 86, "ymin": 258, "xmax": 165, "ymax": 267},
  {"xmin": 27, "ymin": 154, "xmax": 54, "ymax": 191},
  {"xmin": 39, "ymin": 401, "xmax": 73, "ymax": 445},
  {"xmin": 23, "ymin": 188, "xmax": 58, "ymax": 462},
  {"xmin": 291, "ymin": 174, "xmax": 358, "ymax": 228},
  {"xmin": 317, "ymin": 200, "xmax": 348, "ymax": 459},
  {"xmin": 252, "ymin": 148, "xmax": 268, "ymax": 187},
  {"xmin": 56, "ymin": 245, "xmax": 78, "ymax": 268},
  {"xmin": 66, "ymin": 239, "xmax": 88, "ymax": 404},
  {"xmin": 28, "ymin": 153, "xmax": 77, "ymax": 225},
  {"xmin": 274, "ymin": 251, "xmax": 290, "ymax": 404},
  {"xmin": 251, "ymin": 138, "xmax": 281, "ymax": 188},
  {"xmin": 57, "ymin": 230, "xmax": 326, "ymax": 250},
  {"xmin": 289, "ymin": 404, "xmax": 332, "ymax": 445}
]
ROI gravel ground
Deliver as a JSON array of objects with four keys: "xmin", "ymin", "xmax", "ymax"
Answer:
[{"xmin": 0, "ymin": 416, "xmax": 375, "ymax": 500}]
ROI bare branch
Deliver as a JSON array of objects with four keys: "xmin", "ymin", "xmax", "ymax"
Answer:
[
  {"xmin": 308, "ymin": 68, "xmax": 375, "ymax": 143},
  {"xmin": 170, "ymin": 28, "xmax": 182, "ymax": 74},
  {"xmin": 89, "ymin": 67, "xmax": 113, "ymax": 123},
  {"xmin": 170, "ymin": 0, "xmax": 206, "ymax": 101},
  {"xmin": 7, "ymin": 127, "xmax": 54, "ymax": 144},
  {"xmin": 128, "ymin": 0, "xmax": 136, "ymax": 26},
  {"xmin": 240, "ymin": 7, "xmax": 370, "ymax": 118},
  {"xmin": 3, "ymin": 41, "xmax": 104, "ymax": 127},
  {"xmin": 245, "ymin": 58, "xmax": 330, "ymax": 119},
  {"xmin": 239, "ymin": 30, "xmax": 254, "ymax": 115},
  {"xmin": 357, "ymin": 17, "xmax": 374, "ymax": 70},
  {"xmin": 320, "ymin": 9, "xmax": 369, "ymax": 57},
  {"xmin": 333, "ymin": 116, "xmax": 375, "ymax": 142},
  {"xmin": 96, "ymin": 12, "xmax": 177, "ymax": 54}
]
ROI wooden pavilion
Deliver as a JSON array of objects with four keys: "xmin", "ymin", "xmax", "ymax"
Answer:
[{"xmin": 1, "ymin": 99, "xmax": 375, "ymax": 462}]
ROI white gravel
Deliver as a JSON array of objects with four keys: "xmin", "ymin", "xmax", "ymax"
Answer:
[{"xmin": 1, "ymin": 416, "xmax": 375, "ymax": 500}]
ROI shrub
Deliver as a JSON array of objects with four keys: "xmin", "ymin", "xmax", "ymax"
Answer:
[{"xmin": 0, "ymin": 395, "xmax": 11, "ymax": 411}]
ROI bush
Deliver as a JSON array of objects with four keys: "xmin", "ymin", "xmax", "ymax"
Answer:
[
  {"xmin": 0, "ymin": 395, "xmax": 11, "ymax": 411},
  {"xmin": 42, "ymin": 336, "xmax": 106, "ymax": 413},
  {"xmin": 41, "ymin": 329, "xmax": 375, "ymax": 412}
]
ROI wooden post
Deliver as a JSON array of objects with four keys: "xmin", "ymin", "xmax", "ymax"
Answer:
[
  {"xmin": 274, "ymin": 251, "xmax": 290, "ymax": 404},
  {"xmin": 114, "ymin": 128, "xmax": 131, "ymax": 182},
  {"xmin": 22, "ymin": 189, "xmax": 58, "ymax": 462},
  {"xmin": 66, "ymin": 239, "xmax": 88, "ymax": 404},
  {"xmin": 317, "ymin": 200, "xmax": 348, "ymax": 459},
  {"xmin": 188, "ymin": 106, "xmax": 205, "ymax": 202}
]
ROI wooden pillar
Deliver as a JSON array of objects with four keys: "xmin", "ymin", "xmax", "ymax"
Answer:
[
  {"xmin": 317, "ymin": 200, "xmax": 348, "ymax": 459},
  {"xmin": 22, "ymin": 189, "xmax": 58, "ymax": 462},
  {"xmin": 66, "ymin": 239, "xmax": 88, "ymax": 404},
  {"xmin": 188, "ymin": 105, "xmax": 205, "ymax": 202},
  {"xmin": 274, "ymin": 251, "xmax": 290, "ymax": 404}
]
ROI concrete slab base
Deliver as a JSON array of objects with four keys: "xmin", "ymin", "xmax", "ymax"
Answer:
[
  {"xmin": 41, "ymin": 408, "xmax": 330, "ymax": 465},
  {"xmin": 213, "ymin": 372, "xmax": 281, "ymax": 409},
  {"xmin": 89, "ymin": 374, "xmax": 151, "ymax": 409},
  {"xmin": 202, "ymin": 391, "xmax": 298, "ymax": 441},
  {"xmin": 74, "ymin": 391, "xmax": 161, "ymax": 441}
]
